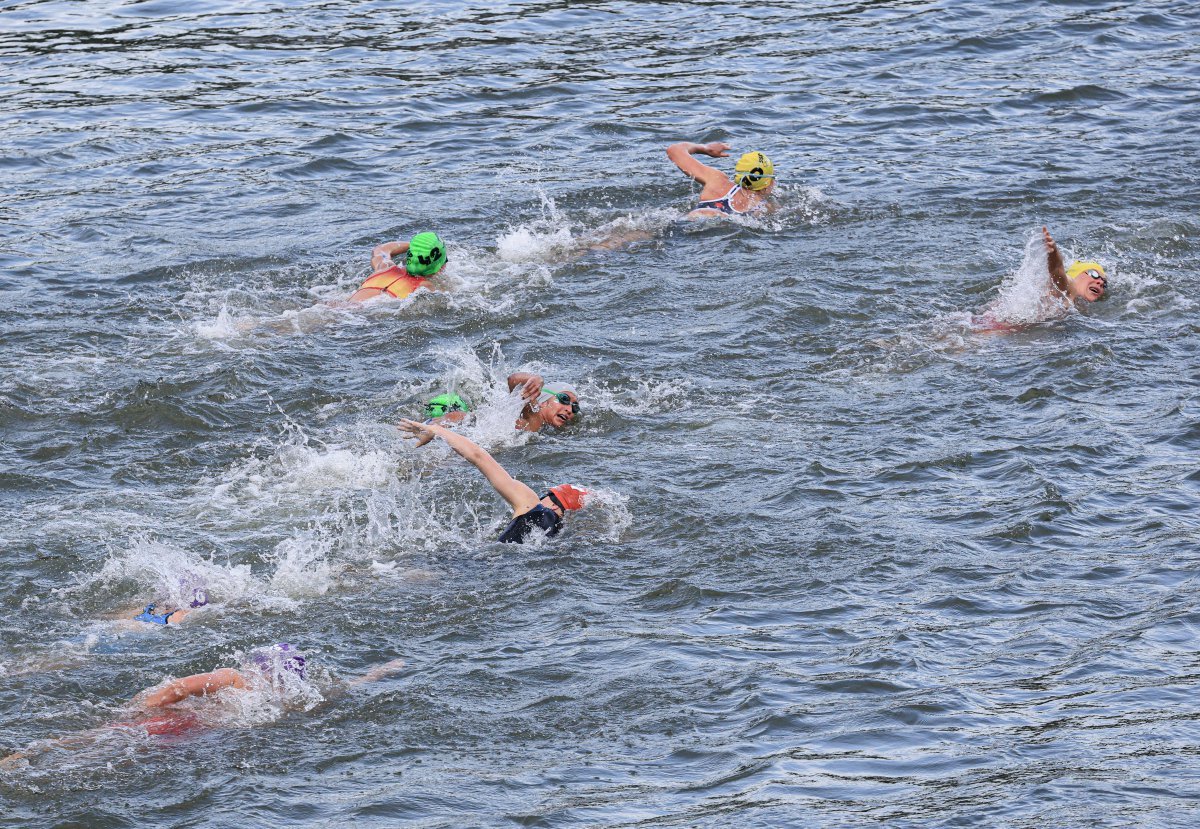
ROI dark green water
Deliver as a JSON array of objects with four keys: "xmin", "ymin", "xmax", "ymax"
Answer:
[{"xmin": 2, "ymin": 1, "xmax": 1199, "ymax": 826}]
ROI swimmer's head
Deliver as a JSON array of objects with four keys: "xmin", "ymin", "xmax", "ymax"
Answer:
[
  {"xmin": 546, "ymin": 484, "xmax": 588, "ymax": 513},
  {"xmin": 177, "ymin": 574, "xmax": 209, "ymax": 608},
  {"xmin": 250, "ymin": 643, "xmax": 307, "ymax": 682},
  {"xmin": 405, "ymin": 232, "xmax": 448, "ymax": 276},
  {"xmin": 426, "ymin": 393, "xmax": 470, "ymax": 419},
  {"xmin": 734, "ymin": 151, "xmax": 775, "ymax": 191},
  {"xmin": 537, "ymin": 387, "xmax": 580, "ymax": 429},
  {"xmin": 1066, "ymin": 260, "xmax": 1107, "ymax": 301}
]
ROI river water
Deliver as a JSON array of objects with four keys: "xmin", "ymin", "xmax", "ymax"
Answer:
[{"xmin": 2, "ymin": 1, "xmax": 1199, "ymax": 826}]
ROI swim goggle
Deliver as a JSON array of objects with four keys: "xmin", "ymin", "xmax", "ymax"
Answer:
[
  {"xmin": 1074, "ymin": 268, "xmax": 1106, "ymax": 284},
  {"xmin": 427, "ymin": 400, "xmax": 467, "ymax": 416},
  {"xmin": 542, "ymin": 389, "xmax": 580, "ymax": 415}
]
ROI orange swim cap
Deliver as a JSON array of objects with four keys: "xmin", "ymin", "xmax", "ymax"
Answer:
[{"xmin": 547, "ymin": 484, "xmax": 588, "ymax": 511}]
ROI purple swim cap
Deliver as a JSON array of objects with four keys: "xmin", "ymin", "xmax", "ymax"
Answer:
[
  {"xmin": 250, "ymin": 643, "xmax": 306, "ymax": 681},
  {"xmin": 176, "ymin": 574, "xmax": 210, "ymax": 608}
]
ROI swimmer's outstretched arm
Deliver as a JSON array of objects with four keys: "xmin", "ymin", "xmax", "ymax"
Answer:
[
  {"xmin": 666, "ymin": 141, "xmax": 732, "ymax": 187},
  {"xmin": 113, "ymin": 604, "xmax": 195, "ymax": 625},
  {"xmin": 133, "ymin": 668, "xmax": 248, "ymax": 709},
  {"xmin": 507, "ymin": 372, "xmax": 544, "ymax": 403},
  {"xmin": 371, "ymin": 240, "xmax": 410, "ymax": 273},
  {"xmin": 1, "ymin": 728, "xmax": 112, "ymax": 768},
  {"xmin": 397, "ymin": 420, "xmax": 540, "ymax": 514},
  {"xmin": 346, "ymin": 658, "xmax": 406, "ymax": 689},
  {"xmin": 1043, "ymin": 226, "xmax": 1069, "ymax": 294}
]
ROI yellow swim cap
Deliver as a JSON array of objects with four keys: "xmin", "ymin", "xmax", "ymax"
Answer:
[
  {"xmin": 1066, "ymin": 260, "xmax": 1106, "ymax": 281},
  {"xmin": 734, "ymin": 151, "xmax": 775, "ymax": 191}
]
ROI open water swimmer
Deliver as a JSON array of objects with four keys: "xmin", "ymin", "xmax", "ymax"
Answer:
[
  {"xmin": 1042, "ymin": 226, "xmax": 1108, "ymax": 305},
  {"xmin": 973, "ymin": 225, "xmax": 1110, "ymax": 331},
  {"xmin": 1, "ymin": 645, "xmax": 405, "ymax": 768},
  {"xmin": 397, "ymin": 419, "xmax": 588, "ymax": 544},
  {"xmin": 129, "ymin": 586, "xmax": 209, "ymax": 627},
  {"xmin": 666, "ymin": 140, "xmax": 776, "ymax": 219},
  {"xmin": 348, "ymin": 231, "xmax": 448, "ymax": 302}
]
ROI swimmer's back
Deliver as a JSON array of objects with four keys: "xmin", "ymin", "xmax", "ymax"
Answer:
[{"xmin": 350, "ymin": 266, "xmax": 426, "ymax": 302}]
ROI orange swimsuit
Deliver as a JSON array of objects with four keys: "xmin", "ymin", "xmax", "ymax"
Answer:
[{"xmin": 352, "ymin": 265, "xmax": 426, "ymax": 300}]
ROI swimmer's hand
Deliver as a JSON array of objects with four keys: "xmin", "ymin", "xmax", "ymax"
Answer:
[
  {"xmin": 507, "ymin": 371, "xmax": 544, "ymax": 403},
  {"xmin": 398, "ymin": 418, "xmax": 438, "ymax": 448},
  {"xmin": 1042, "ymin": 225, "xmax": 1058, "ymax": 255},
  {"xmin": 518, "ymin": 374, "xmax": 542, "ymax": 402},
  {"xmin": 700, "ymin": 142, "xmax": 730, "ymax": 158}
]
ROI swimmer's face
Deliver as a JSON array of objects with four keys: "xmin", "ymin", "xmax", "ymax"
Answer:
[
  {"xmin": 543, "ymin": 392, "xmax": 579, "ymax": 428},
  {"xmin": 1069, "ymin": 269, "xmax": 1107, "ymax": 302}
]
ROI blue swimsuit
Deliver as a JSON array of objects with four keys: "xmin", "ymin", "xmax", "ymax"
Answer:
[
  {"xmin": 134, "ymin": 604, "xmax": 176, "ymax": 625},
  {"xmin": 498, "ymin": 505, "xmax": 562, "ymax": 544}
]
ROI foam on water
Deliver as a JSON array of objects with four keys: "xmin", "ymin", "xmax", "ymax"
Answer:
[
  {"xmin": 979, "ymin": 229, "xmax": 1072, "ymax": 325},
  {"xmin": 496, "ymin": 186, "xmax": 680, "ymax": 262},
  {"xmin": 68, "ymin": 537, "xmax": 257, "ymax": 609}
]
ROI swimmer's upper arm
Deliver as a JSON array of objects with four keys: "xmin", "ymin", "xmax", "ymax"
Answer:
[
  {"xmin": 488, "ymin": 470, "xmax": 541, "ymax": 516},
  {"xmin": 459, "ymin": 441, "xmax": 540, "ymax": 512}
]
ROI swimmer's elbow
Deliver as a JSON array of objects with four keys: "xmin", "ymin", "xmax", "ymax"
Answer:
[{"xmin": 459, "ymin": 444, "xmax": 490, "ymax": 467}]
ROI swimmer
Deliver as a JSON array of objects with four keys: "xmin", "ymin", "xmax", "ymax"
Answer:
[
  {"xmin": 1043, "ymin": 226, "xmax": 1108, "ymax": 305},
  {"xmin": 420, "ymin": 372, "xmax": 581, "ymax": 438},
  {"xmin": 125, "ymin": 586, "xmax": 210, "ymax": 627},
  {"xmin": 0, "ymin": 587, "xmax": 213, "ymax": 678},
  {"xmin": 397, "ymin": 419, "xmax": 588, "ymax": 544},
  {"xmin": 1, "ymin": 644, "xmax": 405, "ymax": 768},
  {"xmin": 973, "ymin": 226, "xmax": 1109, "ymax": 331},
  {"xmin": 348, "ymin": 231, "xmax": 447, "ymax": 302},
  {"xmin": 666, "ymin": 140, "xmax": 776, "ymax": 219}
]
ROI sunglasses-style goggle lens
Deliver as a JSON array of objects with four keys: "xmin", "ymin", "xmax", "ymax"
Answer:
[{"xmin": 553, "ymin": 393, "xmax": 580, "ymax": 414}]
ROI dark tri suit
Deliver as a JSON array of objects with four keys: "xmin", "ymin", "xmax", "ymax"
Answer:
[{"xmin": 498, "ymin": 505, "xmax": 562, "ymax": 544}]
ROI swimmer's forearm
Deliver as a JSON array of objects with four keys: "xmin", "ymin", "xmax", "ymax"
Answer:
[
  {"xmin": 400, "ymin": 420, "xmax": 482, "ymax": 461},
  {"xmin": 348, "ymin": 658, "xmax": 406, "ymax": 687},
  {"xmin": 373, "ymin": 241, "xmax": 409, "ymax": 257},
  {"xmin": 371, "ymin": 241, "xmax": 409, "ymax": 272},
  {"xmin": 1043, "ymin": 226, "xmax": 1069, "ymax": 293},
  {"xmin": 668, "ymin": 141, "xmax": 728, "ymax": 159},
  {"xmin": 667, "ymin": 141, "xmax": 703, "ymax": 156},
  {"xmin": 432, "ymin": 425, "xmax": 490, "ymax": 466},
  {"xmin": 136, "ymin": 669, "xmax": 245, "ymax": 708}
]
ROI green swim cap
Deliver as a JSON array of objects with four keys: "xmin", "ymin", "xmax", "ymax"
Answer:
[
  {"xmin": 426, "ymin": 393, "xmax": 470, "ymax": 418},
  {"xmin": 405, "ymin": 232, "xmax": 448, "ymax": 276}
]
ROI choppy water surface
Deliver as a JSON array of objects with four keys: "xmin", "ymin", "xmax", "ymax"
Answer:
[{"xmin": 2, "ymin": 0, "xmax": 1199, "ymax": 826}]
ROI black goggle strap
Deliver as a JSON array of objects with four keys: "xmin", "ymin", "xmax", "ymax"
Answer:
[
  {"xmin": 544, "ymin": 490, "xmax": 566, "ymax": 512},
  {"xmin": 428, "ymin": 402, "xmax": 465, "ymax": 416}
]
